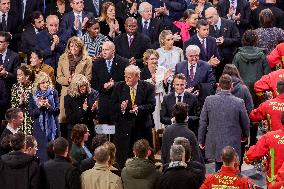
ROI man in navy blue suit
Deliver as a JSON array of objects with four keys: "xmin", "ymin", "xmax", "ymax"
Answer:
[
  {"xmin": 183, "ymin": 19, "xmax": 220, "ymax": 68},
  {"xmin": 60, "ymin": 0, "xmax": 94, "ymax": 38}
]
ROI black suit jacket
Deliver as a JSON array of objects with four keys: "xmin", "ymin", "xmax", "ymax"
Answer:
[
  {"xmin": 160, "ymin": 92, "xmax": 198, "ymax": 125},
  {"xmin": 92, "ymin": 56, "xmax": 127, "ymax": 123},
  {"xmin": 209, "ymin": 18, "xmax": 240, "ymax": 63},
  {"xmin": 0, "ymin": 49, "xmax": 21, "ymax": 91},
  {"xmin": 137, "ymin": 17, "xmax": 164, "ymax": 49},
  {"xmin": 217, "ymin": 0, "xmax": 251, "ymax": 35},
  {"xmin": 114, "ymin": 32, "xmax": 152, "ymax": 69},
  {"xmin": 60, "ymin": 11, "xmax": 94, "ymax": 39},
  {"xmin": 111, "ymin": 80, "xmax": 155, "ymax": 167},
  {"xmin": 0, "ymin": 128, "xmax": 12, "ymax": 143},
  {"xmin": 183, "ymin": 35, "xmax": 220, "ymax": 62},
  {"xmin": 0, "ymin": 128, "xmax": 13, "ymax": 156},
  {"xmin": 83, "ymin": 0, "xmax": 110, "ymax": 17},
  {"xmin": 21, "ymin": 24, "xmax": 37, "ymax": 60},
  {"xmin": 15, "ymin": 0, "xmax": 42, "ymax": 27}
]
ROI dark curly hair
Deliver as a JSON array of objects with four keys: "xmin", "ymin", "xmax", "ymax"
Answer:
[
  {"xmin": 71, "ymin": 124, "xmax": 88, "ymax": 145},
  {"xmin": 241, "ymin": 29, "xmax": 258, "ymax": 46}
]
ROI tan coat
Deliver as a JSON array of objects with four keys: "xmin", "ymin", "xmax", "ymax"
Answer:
[
  {"xmin": 56, "ymin": 53, "xmax": 92, "ymax": 123},
  {"xmin": 28, "ymin": 63, "xmax": 56, "ymax": 85},
  {"xmin": 81, "ymin": 163, "xmax": 123, "ymax": 189}
]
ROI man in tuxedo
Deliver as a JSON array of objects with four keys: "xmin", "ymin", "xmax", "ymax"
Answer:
[
  {"xmin": 0, "ymin": 0, "xmax": 21, "ymax": 51},
  {"xmin": 183, "ymin": 19, "xmax": 220, "ymax": 68},
  {"xmin": 160, "ymin": 73, "xmax": 199, "ymax": 134},
  {"xmin": 217, "ymin": 0, "xmax": 251, "ymax": 35},
  {"xmin": 21, "ymin": 11, "xmax": 45, "ymax": 64},
  {"xmin": 36, "ymin": 15, "xmax": 66, "ymax": 69},
  {"xmin": 111, "ymin": 65, "xmax": 155, "ymax": 168},
  {"xmin": 137, "ymin": 2, "xmax": 164, "ymax": 49},
  {"xmin": 205, "ymin": 7, "xmax": 240, "ymax": 79},
  {"xmin": 60, "ymin": 0, "xmax": 94, "ymax": 38},
  {"xmin": 114, "ymin": 17, "xmax": 152, "ymax": 69},
  {"xmin": 92, "ymin": 41, "xmax": 127, "ymax": 124},
  {"xmin": 0, "ymin": 108, "xmax": 23, "ymax": 143}
]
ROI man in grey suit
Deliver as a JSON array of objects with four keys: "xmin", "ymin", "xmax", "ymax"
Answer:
[{"xmin": 198, "ymin": 74, "xmax": 250, "ymax": 171}]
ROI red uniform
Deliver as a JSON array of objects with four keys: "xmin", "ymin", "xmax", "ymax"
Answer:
[
  {"xmin": 254, "ymin": 69, "xmax": 284, "ymax": 99},
  {"xmin": 270, "ymin": 162, "xmax": 284, "ymax": 189},
  {"xmin": 245, "ymin": 128, "xmax": 284, "ymax": 186},
  {"xmin": 249, "ymin": 95, "xmax": 284, "ymax": 131},
  {"xmin": 200, "ymin": 166, "xmax": 255, "ymax": 189},
  {"xmin": 267, "ymin": 42, "xmax": 284, "ymax": 69}
]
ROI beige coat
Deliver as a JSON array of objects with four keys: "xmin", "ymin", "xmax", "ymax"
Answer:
[
  {"xmin": 56, "ymin": 53, "xmax": 92, "ymax": 123},
  {"xmin": 81, "ymin": 163, "xmax": 123, "ymax": 189}
]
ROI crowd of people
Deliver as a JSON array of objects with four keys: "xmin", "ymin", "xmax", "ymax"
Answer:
[{"xmin": 1, "ymin": 0, "xmax": 284, "ymax": 188}]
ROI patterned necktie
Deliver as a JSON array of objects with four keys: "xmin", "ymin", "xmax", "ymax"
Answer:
[
  {"xmin": 214, "ymin": 25, "xmax": 220, "ymax": 37},
  {"xmin": 190, "ymin": 64, "xmax": 195, "ymax": 80},
  {"xmin": 177, "ymin": 95, "xmax": 182, "ymax": 102},
  {"xmin": 201, "ymin": 39, "xmax": 207, "ymax": 55},
  {"xmin": 130, "ymin": 88, "xmax": 135, "ymax": 108},
  {"xmin": 142, "ymin": 20, "xmax": 149, "ymax": 35},
  {"xmin": 128, "ymin": 35, "xmax": 134, "ymax": 47},
  {"xmin": 2, "ymin": 14, "xmax": 7, "ymax": 31},
  {"xmin": 106, "ymin": 60, "xmax": 111, "ymax": 73},
  {"xmin": 77, "ymin": 15, "xmax": 82, "ymax": 36}
]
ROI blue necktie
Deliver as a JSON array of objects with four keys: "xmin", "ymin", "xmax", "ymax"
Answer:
[
  {"xmin": 77, "ymin": 15, "xmax": 82, "ymax": 36},
  {"xmin": 106, "ymin": 60, "xmax": 112, "ymax": 73},
  {"xmin": 142, "ymin": 21, "xmax": 149, "ymax": 36}
]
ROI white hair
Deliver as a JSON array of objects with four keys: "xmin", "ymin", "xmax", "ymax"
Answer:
[
  {"xmin": 186, "ymin": 45, "xmax": 200, "ymax": 55},
  {"xmin": 125, "ymin": 65, "xmax": 141, "ymax": 78},
  {"xmin": 170, "ymin": 145, "xmax": 185, "ymax": 161},
  {"xmin": 138, "ymin": 2, "xmax": 152, "ymax": 14}
]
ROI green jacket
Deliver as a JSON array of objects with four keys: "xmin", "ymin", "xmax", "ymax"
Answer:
[{"xmin": 121, "ymin": 158, "xmax": 161, "ymax": 189}]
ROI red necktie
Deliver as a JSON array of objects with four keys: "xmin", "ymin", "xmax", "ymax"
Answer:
[{"xmin": 190, "ymin": 65, "xmax": 194, "ymax": 80}]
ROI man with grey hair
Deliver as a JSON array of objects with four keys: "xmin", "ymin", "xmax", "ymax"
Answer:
[
  {"xmin": 175, "ymin": 44, "xmax": 216, "ymax": 97},
  {"xmin": 137, "ymin": 2, "xmax": 163, "ymax": 48},
  {"xmin": 111, "ymin": 64, "xmax": 155, "ymax": 168},
  {"xmin": 92, "ymin": 41, "xmax": 127, "ymax": 124},
  {"xmin": 81, "ymin": 146, "xmax": 123, "ymax": 189},
  {"xmin": 36, "ymin": 15, "xmax": 66, "ymax": 69},
  {"xmin": 159, "ymin": 145, "xmax": 199, "ymax": 189}
]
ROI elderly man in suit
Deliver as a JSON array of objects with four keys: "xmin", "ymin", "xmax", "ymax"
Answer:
[
  {"xmin": 205, "ymin": 7, "xmax": 240, "ymax": 79},
  {"xmin": 92, "ymin": 41, "xmax": 127, "ymax": 124},
  {"xmin": 160, "ymin": 73, "xmax": 199, "ymax": 134},
  {"xmin": 111, "ymin": 65, "xmax": 156, "ymax": 168},
  {"xmin": 217, "ymin": 0, "xmax": 251, "ymax": 35},
  {"xmin": 183, "ymin": 19, "xmax": 220, "ymax": 67},
  {"xmin": 36, "ymin": 15, "xmax": 66, "ymax": 69},
  {"xmin": 198, "ymin": 74, "xmax": 250, "ymax": 172},
  {"xmin": 60, "ymin": 0, "xmax": 94, "ymax": 38},
  {"xmin": 175, "ymin": 45, "xmax": 215, "ymax": 94},
  {"xmin": 114, "ymin": 17, "xmax": 152, "ymax": 69},
  {"xmin": 137, "ymin": 2, "xmax": 164, "ymax": 49}
]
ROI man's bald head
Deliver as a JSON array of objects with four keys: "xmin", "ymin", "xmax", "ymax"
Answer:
[
  {"xmin": 46, "ymin": 15, "xmax": 59, "ymax": 35},
  {"xmin": 125, "ymin": 17, "xmax": 138, "ymax": 35},
  {"xmin": 205, "ymin": 7, "xmax": 219, "ymax": 25}
]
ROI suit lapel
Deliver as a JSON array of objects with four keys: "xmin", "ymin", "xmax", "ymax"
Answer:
[
  {"xmin": 135, "ymin": 81, "xmax": 142, "ymax": 105},
  {"xmin": 25, "ymin": 0, "xmax": 32, "ymax": 17},
  {"xmin": 170, "ymin": 93, "xmax": 176, "ymax": 107},
  {"xmin": 122, "ymin": 84, "xmax": 132, "ymax": 109},
  {"xmin": 3, "ymin": 50, "xmax": 10, "ymax": 67}
]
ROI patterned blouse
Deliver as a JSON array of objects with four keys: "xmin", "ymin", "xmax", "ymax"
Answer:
[
  {"xmin": 255, "ymin": 27, "xmax": 284, "ymax": 54},
  {"xmin": 83, "ymin": 33, "xmax": 109, "ymax": 57},
  {"xmin": 11, "ymin": 82, "xmax": 33, "ymax": 135}
]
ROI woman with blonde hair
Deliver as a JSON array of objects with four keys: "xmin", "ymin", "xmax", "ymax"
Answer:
[
  {"xmin": 29, "ymin": 72, "xmax": 59, "ymax": 162},
  {"xmin": 57, "ymin": 36, "xmax": 92, "ymax": 125},
  {"xmin": 99, "ymin": 1, "xmax": 123, "ymax": 40},
  {"xmin": 157, "ymin": 30, "xmax": 184, "ymax": 92},
  {"xmin": 141, "ymin": 49, "xmax": 172, "ymax": 130},
  {"xmin": 64, "ymin": 74, "xmax": 98, "ymax": 145}
]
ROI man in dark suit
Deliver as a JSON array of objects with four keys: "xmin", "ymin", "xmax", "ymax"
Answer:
[
  {"xmin": 111, "ymin": 65, "xmax": 156, "ymax": 168},
  {"xmin": 36, "ymin": 15, "xmax": 66, "ymax": 69},
  {"xmin": 60, "ymin": 0, "xmax": 94, "ymax": 38},
  {"xmin": 183, "ymin": 19, "xmax": 220, "ymax": 68},
  {"xmin": 137, "ymin": 2, "xmax": 164, "ymax": 49},
  {"xmin": 0, "ymin": 108, "xmax": 23, "ymax": 144},
  {"xmin": 205, "ymin": 7, "xmax": 240, "ymax": 79},
  {"xmin": 12, "ymin": 0, "xmax": 42, "ymax": 28},
  {"xmin": 21, "ymin": 11, "xmax": 45, "ymax": 64},
  {"xmin": 0, "ymin": 31, "xmax": 21, "ymax": 94},
  {"xmin": 92, "ymin": 41, "xmax": 127, "ymax": 124},
  {"xmin": 217, "ymin": 0, "xmax": 251, "ymax": 35},
  {"xmin": 114, "ymin": 17, "xmax": 152, "ymax": 69},
  {"xmin": 83, "ymin": 0, "xmax": 110, "ymax": 17},
  {"xmin": 161, "ymin": 73, "xmax": 199, "ymax": 133},
  {"xmin": 0, "ymin": 0, "xmax": 21, "ymax": 51}
]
